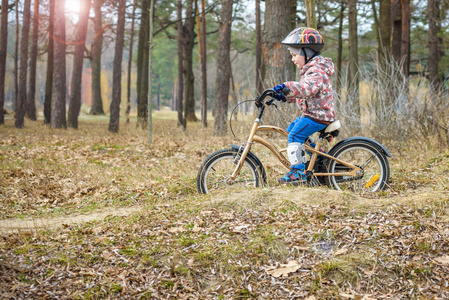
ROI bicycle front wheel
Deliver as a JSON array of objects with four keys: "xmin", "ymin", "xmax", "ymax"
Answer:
[
  {"xmin": 325, "ymin": 140, "xmax": 390, "ymax": 194},
  {"xmin": 197, "ymin": 148, "xmax": 263, "ymax": 194}
]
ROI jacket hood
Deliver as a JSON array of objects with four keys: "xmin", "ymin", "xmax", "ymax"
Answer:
[{"xmin": 300, "ymin": 55, "xmax": 334, "ymax": 77}]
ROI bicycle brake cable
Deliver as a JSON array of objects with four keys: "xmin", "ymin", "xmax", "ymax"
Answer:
[{"xmin": 229, "ymin": 100, "xmax": 256, "ymax": 141}]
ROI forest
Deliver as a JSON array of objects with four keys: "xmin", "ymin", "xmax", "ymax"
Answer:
[
  {"xmin": 0, "ymin": 0, "xmax": 449, "ymax": 298},
  {"xmin": 0, "ymin": 0, "xmax": 448, "ymax": 139}
]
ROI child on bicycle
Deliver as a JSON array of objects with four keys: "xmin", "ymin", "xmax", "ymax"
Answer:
[{"xmin": 273, "ymin": 27, "xmax": 336, "ymax": 184}]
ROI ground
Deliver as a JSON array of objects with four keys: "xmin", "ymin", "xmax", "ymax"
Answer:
[{"xmin": 0, "ymin": 111, "xmax": 448, "ymax": 299}]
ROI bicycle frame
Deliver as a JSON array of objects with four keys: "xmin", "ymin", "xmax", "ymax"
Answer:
[{"xmin": 230, "ymin": 97, "xmax": 362, "ymax": 182}]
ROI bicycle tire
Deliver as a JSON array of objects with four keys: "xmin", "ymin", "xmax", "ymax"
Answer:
[
  {"xmin": 325, "ymin": 140, "xmax": 390, "ymax": 194},
  {"xmin": 197, "ymin": 148, "xmax": 264, "ymax": 194}
]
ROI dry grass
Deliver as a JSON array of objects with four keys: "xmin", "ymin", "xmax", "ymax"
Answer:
[
  {"xmin": 338, "ymin": 58, "xmax": 449, "ymax": 149},
  {"xmin": 0, "ymin": 112, "xmax": 232, "ymax": 219},
  {"xmin": 0, "ymin": 110, "xmax": 449, "ymax": 298}
]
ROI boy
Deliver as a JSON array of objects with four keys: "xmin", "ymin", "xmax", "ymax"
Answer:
[{"xmin": 273, "ymin": 27, "xmax": 336, "ymax": 184}]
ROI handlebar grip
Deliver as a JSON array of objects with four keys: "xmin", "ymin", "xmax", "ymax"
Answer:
[{"xmin": 255, "ymin": 89, "xmax": 276, "ymax": 107}]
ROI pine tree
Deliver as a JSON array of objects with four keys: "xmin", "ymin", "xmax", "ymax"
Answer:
[
  {"xmin": 0, "ymin": 0, "xmax": 9, "ymax": 124},
  {"xmin": 51, "ymin": 0, "xmax": 67, "ymax": 128},
  {"xmin": 108, "ymin": 0, "xmax": 126, "ymax": 132},
  {"xmin": 68, "ymin": 0, "xmax": 92, "ymax": 128},
  {"xmin": 90, "ymin": 0, "xmax": 105, "ymax": 115},
  {"xmin": 26, "ymin": 0, "xmax": 39, "ymax": 121},
  {"xmin": 15, "ymin": 0, "xmax": 31, "ymax": 128},
  {"xmin": 44, "ymin": 0, "xmax": 55, "ymax": 124},
  {"xmin": 214, "ymin": 0, "xmax": 233, "ymax": 136}
]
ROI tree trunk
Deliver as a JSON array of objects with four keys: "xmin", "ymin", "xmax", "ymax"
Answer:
[
  {"xmin": 51, "ymin": 0, "xmax": 67, "ymax": 128},
  {"xmin": 378, "ymin": 0, "xmax": 391, "ymax": 69},
  {"xmin": 90, "ymin": 0, "xmax": 104, "ymax": 115},
  {"xmin": 336, "ymin": 1, "xmax": 345, "ymax": 94},
  {"xmin": 289, "ymin": 0, "xmax": 296, "ymax": 29},
  {"xmin": 108, "ymin": 0, "xmax": 126, "ymax": 133},
  {"xmin": 391, "ymin": 0, "xmax": 402, "ymax": 63},
  {"xmin": 137, "ymin": 0, "xmax": 149, "ymax": 126},
  {"xmin": 157, "ymin": 81, "xmax": 160, "ymax": 110},
  {"xmin": 147, "ymin": 0, "xmax": 155, "ymax": 147},
  {"xmin": 347, "ymin": 0, "xmax": 360, "ymax": 127},
  {"xmin": 373, "ymin": 0, "xmax": 396, "ymax": 107},
  {"xmin": 14, "ymin": 0, "xmax": 19, "ymax": 115},
  {"xmin": 68, "ymin": 0, "xmax": 91, "ymax": 129},
  {"xmin": 126, "ymin": 0, "xmax": 138, "ymax": 124},
  {"xmin": 213, "ymin": 0, "xmax": 232, "ymax": 136},
  {"xmin": 229, "ymin": 59, "xmax": 238, "ymax": 120},
  {"xmin": 347, "ymin": 0, "xmax": 359, "ymax": 90},
  {"xmin": 15, "ymin": 0, "xmax": 31, "ymax": 128},
  {"xmin": 183, "ymin": 0, "xmax": 197, "ymax": 123},
  {"xmin": 401, "ymin": 0, "xmax": 410, "ymax": 78},
  {"xmin": 255, "ymin": 0, "xmax": 262, "ymax": 93},
  {"xmin": 155, "ymin": 74, "xmax": 160, "ymax": 110},
  {"xmin": 172, "ymin": 81, "xmax": 176, "ymax": 111},
  {"xmin": 436, "ymin": 2, "xmax": 445, "ymax": 81},
  {"xmin": 263, "ymin": 0, "xmax": 294, "ymax": 87},
  {"xmin": 176, "ymin": 0, "xmax": 185, "ymax": 128},
  {"xmin": 44, "ymin": 0, "xmax": 54, "ymax": 124},
  {"xmin": 428, "ymin": 0, "xmax": 440, "ymax": 89},
  {"xmin": 200, "ymin": 0, "xmax": 207, "ymax": 127},
  {"xmin": 304, "ymin": 0, "xmax": 317, "ymax": 29},
  {"xmin": 26, "ymin": 0, "xmax": 39, "ymax": 121},
  {"xmin": 0, "ymin": 0, "xmax": 9, "ymax": 124}
]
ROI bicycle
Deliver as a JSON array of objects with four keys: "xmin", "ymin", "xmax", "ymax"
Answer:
[{"xmin": 197, "ymin": 88, "xmax": 391, "ymax": 195}]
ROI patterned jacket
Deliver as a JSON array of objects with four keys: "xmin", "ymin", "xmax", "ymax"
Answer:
[{"xmin": 284, "ymin": 55, "xmax": 335, "ymax": 123}]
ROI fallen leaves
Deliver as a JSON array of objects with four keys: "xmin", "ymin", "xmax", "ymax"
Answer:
[
  {"xmin": 266, "ymin": 260, "xmax": 302, "ymax": 278},
  {"xmin": 168, "ymin": 226, "xmax": 187, "ymax": 234},
  {"xmin": 333, "ymin": 247, "xmax": 349, "ymax": 256},
  {"xmin": 434, "ymin": 255, "xmax": 449, "ymax": 265},
  {"xmin": 1, "ymin": 199, "xmax": 449, "ymax": 298},
  {"xmin": 101, "ymin": 250, "xmax": 114, "ymax": 260},
  {"xmin": 339, "ymin": 292, "xmax": 377, "ymax": 300},
  {"xmin": 0, "ymin": 123, "xmax": 205, "ymax": 219},
  {"xmin": 231, "ymin": 224, "xmax": 251, "ymax": 234},
  {"xmin": 1, "ymin": 120, "xmax": 449, "ymax": 298}
]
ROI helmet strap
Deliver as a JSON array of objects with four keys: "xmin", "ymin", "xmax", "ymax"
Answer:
[
  {"xmin": 302, "ymin": 48, "xmax": 320, "ymax": 64},
  {"xmin": 301, "ymin": 48, "xmax": 308, "ymax": 64}
]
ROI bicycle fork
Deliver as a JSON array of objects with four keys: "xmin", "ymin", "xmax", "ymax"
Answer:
[{"xmin": 230, "ymin": 118, "xmax": 261, "ymax": 181}]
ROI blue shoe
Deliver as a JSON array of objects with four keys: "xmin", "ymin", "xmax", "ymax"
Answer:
[{"xmin": 278, "ymin": 169, "xmax": 307, "ymax": 184}]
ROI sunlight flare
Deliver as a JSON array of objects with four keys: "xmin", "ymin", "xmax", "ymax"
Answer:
[{"xmin": 65, "ymin": 0, "xmax": 82, "ymax": 14}]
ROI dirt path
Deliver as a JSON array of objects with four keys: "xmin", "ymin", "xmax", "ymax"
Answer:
[
  {"xmin": 0, "ymin": 206, "xmax": 144, "ymax": 235},
  {"xmin": 1, "ymin": 189, "xmax": 447, "ymax": 235}
]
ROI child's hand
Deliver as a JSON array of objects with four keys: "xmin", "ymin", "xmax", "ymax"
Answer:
[
  {"xmin": 273, "ymin": 84, "xmax": 288, "ymax": 101},
  {"xmin": 273, "ymin": 93, "xmax": 285, "ymax": 101},
  {"xmin": 273, "ymin": 84, "xmax": 286, "ymax": 93}
]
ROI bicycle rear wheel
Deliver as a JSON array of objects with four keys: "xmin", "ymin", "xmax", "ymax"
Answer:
[
  {"xmin": 325, "ymin": 140, "xmax": 390, "ymax": 194},
  {"xmin": 197, "ymin": 148, "xmax": 263, "ymax": 194}
]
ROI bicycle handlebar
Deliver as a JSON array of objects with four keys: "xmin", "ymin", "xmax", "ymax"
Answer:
[{"xmin": 255, "ymin": 87, "xmax": 290, "ymax": 107}]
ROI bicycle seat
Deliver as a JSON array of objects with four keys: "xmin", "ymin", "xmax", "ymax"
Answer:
[{"xmin": 324, "ymin": 120, "xmax": 341, "ymax": 133}]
